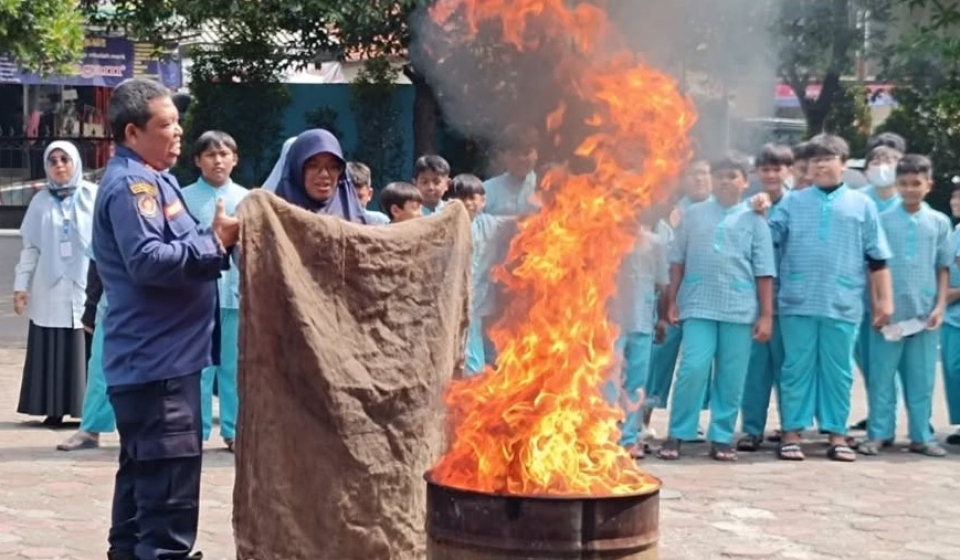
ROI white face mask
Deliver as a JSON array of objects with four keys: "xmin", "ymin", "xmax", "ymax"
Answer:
[{"xmin": 867, "ymin": 164, "xmax": 896, "ymax": 188}]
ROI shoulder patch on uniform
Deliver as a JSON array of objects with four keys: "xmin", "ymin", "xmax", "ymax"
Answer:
[
  {"xmin": 137, "ymin": 194, "xmax": 159, "ymax": 218},
  {"xmin": 129, "ymin": 182, "xmax": 158, "ymax": 197}
]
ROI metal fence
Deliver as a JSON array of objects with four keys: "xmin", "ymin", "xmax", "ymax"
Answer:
[{"xmin": 0, "ymin": 136, "xmax": 111, "ymax": 207}]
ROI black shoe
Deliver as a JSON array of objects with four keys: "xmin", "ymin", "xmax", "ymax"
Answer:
[
  {"xmin": 106, "ymin": 549, "xmax": 136, "ymax": 560},
  {"xmin": 849, "ymin": 419, "xmax": 867, "ymax": 431}
]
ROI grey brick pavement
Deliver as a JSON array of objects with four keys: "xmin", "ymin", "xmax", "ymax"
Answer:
[{"xmin": 1, "ymin": 345, "xmax": 959, "ymax": 560}]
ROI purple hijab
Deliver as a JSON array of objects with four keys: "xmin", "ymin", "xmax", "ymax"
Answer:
[{"xmin": 274, "ymin": 129, "xmax": 367, "ymax": 224}]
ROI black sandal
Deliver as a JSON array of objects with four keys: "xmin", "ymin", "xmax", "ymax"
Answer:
[
  {"xmin": 736, "ymin": 434, "xmax": 762, "ymax": 452},
  {"xmin": 777, "ymin": 442, "xmax": 805, "ymax": 461},
  {"xmin": 657, "ymin": 438, "xmax": 681, "ymax": 461},
  {"xmin": 710, "ymin": 442, "xmax": 738, "ymax": 462},
  {"xmin": 827, "ymin": 443, "xmax": 857, "ymax": 462},
  {"xmin": 946, "ymin": 432, "xmax": 960, "ymax": 445}
]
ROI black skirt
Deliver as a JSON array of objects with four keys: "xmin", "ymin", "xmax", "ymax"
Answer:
[{"xmin": 17, "ymin": 321, "xmax": 87, "ymax": 418}]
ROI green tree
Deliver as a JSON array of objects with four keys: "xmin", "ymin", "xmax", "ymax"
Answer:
[
  {"xmin": 0, "ymin": 0, "xmax": 85, "ymax": 73},
  {"xmin": 776, "ymin": 0, "xmax": 895, "ymax": 135}
]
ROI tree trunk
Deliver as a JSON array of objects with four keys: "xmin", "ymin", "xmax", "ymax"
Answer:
[{"xmin": 404, "ymin": 64, "xmax": 438, "ymax": 157}]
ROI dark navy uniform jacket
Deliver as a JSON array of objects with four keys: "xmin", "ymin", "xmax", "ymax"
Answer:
[{"xmin": 93, "ymin": 145, "xmax": 225, "ymax": 387}]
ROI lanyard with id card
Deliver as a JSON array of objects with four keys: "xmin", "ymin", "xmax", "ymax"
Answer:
[{"xmin": 57, "ymin": 195, "xmax": 74, "ymax": 259}]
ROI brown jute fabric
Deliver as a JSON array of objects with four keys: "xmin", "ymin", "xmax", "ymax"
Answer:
[{"xmin": 233, "ymin": 190, "xmax": 472, "ymax": 560}]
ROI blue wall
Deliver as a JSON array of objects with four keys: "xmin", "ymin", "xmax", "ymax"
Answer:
[{"xmin": 279, "ymin": 84, "xmax": 417, "ymax": 184}]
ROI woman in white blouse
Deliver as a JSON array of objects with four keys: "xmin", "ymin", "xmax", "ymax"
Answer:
[{"xmin": 13, "ymin": 140, "xmax": 97, "ymax": 425}]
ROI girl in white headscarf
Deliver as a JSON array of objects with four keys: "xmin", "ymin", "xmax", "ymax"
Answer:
[
  {"xmin": 261, "ymin": 136, "xmax": 297, "ymax": 192},
  {"xmin": 13, "ymin": 140, "xmax": 97, "ymax": 425}
]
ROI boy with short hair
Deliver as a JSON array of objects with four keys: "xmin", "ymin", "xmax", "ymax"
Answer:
[
  {"xmin": 381, "ymin": 181, "xmax": 423, "ymax": 223},
  {"xmin": 791, "ymin": 141, "xmax": 812, "ymax": 190},
  {"xmin": 347, "ymin": 161, "xmax": 389, "ymax": 225},
  {"xmin": 738, "ymin": 144, "xmax": 794, "ymax": 451},
  {"xmin": 413, "ymin": 155, "xmax": 451, "ymax": 216},
  {"xmin": 658, "ymin": 154, "xmax": 775, "ymax": 462},
  {"xmin": 181, "ymin": 130, "xmax": 248, "ymax": 451},
  {"xmin": 859, "ymin": 155, "xmax": 950, "ymax": 457},
  {"xmin": 483, "ymin": 123, "xmax": 541, "ymax": 217},
  {"xmin": 943, "ymin": 186, "xmax": 960, "ymax": 445},
  {"xmin": 450, "ymin": 173, "xmax": 492, "ymax": 375},
  {"xmin": 770, "ymin": 134, "xmax": 893, "ymax": 462}
]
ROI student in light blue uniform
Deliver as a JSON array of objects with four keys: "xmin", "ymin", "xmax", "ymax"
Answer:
[
  {"xmin": 943, "ymin": 187, "xmax": 960, "ymax": 445},
  {"xmin": 479, "ymin": 124, "xmax": 542, "ymax": 365},
  {"xmin": 738, "ymin": 144, "xmax": 795, "ymax": 451},
  {"xmin": 659, "ymin": 155, "xmax": 775, "ymax": 462},
  {"xmin": 770, "ymin": 134, "xmax": 893, "ymax": 463},
  {"xmin": 446, "ymin": 174, "xmax": 516, "ymax": 375},
  {"xmin": 181, "ymin": 131, "xmax": 249, "ymax": 452},
  {"xmin": 860, "ymin": 155, "xmax": 951, "ymax": 457},
  {"xmin": 606, "ymin": 217, "xmax": 669, "ymax": 458},
  {"xmin": 347, "ymin": 161, "xmax": 390, "ymax": 225},
  {"xmin": 644, "ymin": 159, "xmax": 713, "ymax": 436},
  {"xmin": 57, "ymin": 252, "xmax": 116, "ymax": 451},
  {"xmin": 850, "ymin": 145, "xmax": 903, "ymax": 431},
  {"xmin": 414, "ymin": 155, "xmax": 451, "ymax": 216}
]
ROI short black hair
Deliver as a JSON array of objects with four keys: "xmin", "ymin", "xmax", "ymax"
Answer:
[
  {"xmin": 864, "ymin": 145, "xmax": 902, "ymax": 166},
  {"xmin": 380, "ymin": 181, "xmax": 423, "ymax": 221},
  {"xmin": 755, "ymin": 143, "xmax": 795, "ymax": 168},
  {"xmin": 346, "ymin": 161, "xmax": 372, "ymax": 187},
  {"xmin": 108, "ymin": 78, "xmax": 172, "ymax": 143},
  {"xmin": 192, "ymin": 130, "xmax": 238, "ymax": 160},
  {"xmin": 896, "ymin": 154, "xmax": 933, "ymax": 179},
  {"xmin": 711, "ymin": 153, "xmax": 752, "ymax": 180},
  {"xmin": 867, "ymin": 132, "xmax": 907, "ymax": 154},
  {"xmin": 792, "ymin": 141, "xmax": 812, "ymax": 161},
  {"xmin": 449, "ymin": 174, "xmax": 485, "ymax": 200},
  {"xmin": 807, "ymin": 134, "xmax": 850, "ymax": 161},
  {"xmin": 413, "ymin": 155, "xmax": 451, "ymax": 180},
  {"xmin": 500, "ymin": 123, "xmax": 540, "ymax": 153}
]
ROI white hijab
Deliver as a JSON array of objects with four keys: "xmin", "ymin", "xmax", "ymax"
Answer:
[
  {"xmin": 262, "ymin": 136, "xmax": 297, "ymax": 192},
  {"xmin": 20, "ymin": 141, "xmax": 97, "ymax": 286}
]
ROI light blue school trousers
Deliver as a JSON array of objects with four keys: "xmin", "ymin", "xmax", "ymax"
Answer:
[
  {"xmin": 668, "ymin": 319, "xmax": 752, "ymax": 444},
  {"xmin": 779, "ymin": 315, "xmax": 858, "ymax": 435},
  {"xmin": 646, "ymin": 324, "xmax": 710, "ymax": 411},
  {"xmin": 202, "ymin": 308, "xmax": 239, "ymax": 441},
  {"xmin": 604, "ymin": 332, "xmax": 653, "ymax": 447},
  {"xmin": 941, "ymin": 325, "xmax": 960, "ymax": 425},
  {"xmin": 867, "ymin": 328, "xmax": 937, "ymax": 443},
  {"xmin": 79, "ymin": 318, "xmax": 116, "ymax": 433},
  {"xmin": 740, "ymin": 317, "xmax": 783, "ymax": 437},
  {"xmin": 465, "ymin": 320, "xmax": 486, "ymax": 376}
]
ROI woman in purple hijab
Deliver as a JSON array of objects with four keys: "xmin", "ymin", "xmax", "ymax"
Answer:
[{"xmin": 274, "ymin": 129, "xmax": 368, "ymax": 224}]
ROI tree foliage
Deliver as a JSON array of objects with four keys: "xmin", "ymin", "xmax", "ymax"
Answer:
[{"xmin": 0, "ymin": 0, "xmax": 85, "ymax": 74}]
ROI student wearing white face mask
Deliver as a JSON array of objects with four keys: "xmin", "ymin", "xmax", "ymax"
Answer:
[{"xmin": 850, "ymin": 145, "xmax": 903, "ymax": 433}]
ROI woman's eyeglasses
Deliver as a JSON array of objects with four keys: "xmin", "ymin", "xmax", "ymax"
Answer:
[{"xmin": 47, "ymin": 156, "xmax": 71, "ymax": 166}]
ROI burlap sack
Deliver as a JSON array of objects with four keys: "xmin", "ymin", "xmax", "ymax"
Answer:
[{"xmin": 233, "ymin": 191, "xmax": 472, "ymax": 560}]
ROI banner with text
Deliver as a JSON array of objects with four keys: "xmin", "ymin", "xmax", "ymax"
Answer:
[{"xmin": 0, "ymin": 37, "xmax": 182, "ymax": 89}]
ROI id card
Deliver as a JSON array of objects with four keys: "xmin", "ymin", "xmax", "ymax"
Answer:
[{"xmin": 60, "ymin": 242, "xmax": 73, "ymax": 258}]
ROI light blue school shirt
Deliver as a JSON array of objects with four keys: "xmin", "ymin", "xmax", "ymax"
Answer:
[
  {"xmin": 767, "ymin": 190, "xmax": 792, "ymax": 313},
  {"xmin": 881, "ymin": 203, "xmax": 953, "ymax": 323},
  {"xmin": 611, "ymin": 229, "xmax": 669, "ymax": 335},
  {"xmin": 669, "ymin": 200, "xmax": 776, "ymax": 324},
  {"xmin": 181, "ymin": 178, "xmax": 249, "ymax": 309},
  {"xmin": 769, "ymin": 184, "xmax": 892, "ymax": 324},
  {"xmin": 423, "ymin": 200, "xmax": 445, "ymax": 216},
  {"xmin": 483, "ymin": 172, "xmax": 539, "ymax": 216},
  {"xmin": 861, "ymin": 184, "xmax": 901, "ymax": 213},
  {"xmin": 947, "ymin": 227, "xmax": 960, "ymax": 328},
  {"xmin": 364, "ymin": 209, "xmax": 390, "ymax": 224}
]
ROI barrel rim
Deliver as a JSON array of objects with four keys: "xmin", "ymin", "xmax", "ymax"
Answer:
[{"xmin": 423, "ymin": 471, "xmax": 662, "ymax": 501}]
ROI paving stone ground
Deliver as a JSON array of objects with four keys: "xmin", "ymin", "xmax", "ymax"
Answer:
[{"xmin": 1, "ymin": 344, "xmax": 959, "ymax": 560}]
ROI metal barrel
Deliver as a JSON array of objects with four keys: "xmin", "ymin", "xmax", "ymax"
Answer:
[{"xmin": 425, "ymin": 474, "xmax": 660, "ymax": 560}]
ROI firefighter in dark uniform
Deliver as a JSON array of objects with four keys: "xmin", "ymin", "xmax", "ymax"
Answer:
[{"xmin": 93, "ymin": 78, "xmax": 239, "ymax": 560}]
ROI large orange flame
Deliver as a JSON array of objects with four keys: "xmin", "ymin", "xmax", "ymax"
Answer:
[{"xmin": 430, "ymin": 0, "xmax": 696, "ymax": 496}]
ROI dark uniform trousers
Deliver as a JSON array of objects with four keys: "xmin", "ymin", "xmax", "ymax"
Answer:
[{"xmin": 107, "ymin": 372, "xmax": 203, "ymax": 560}]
